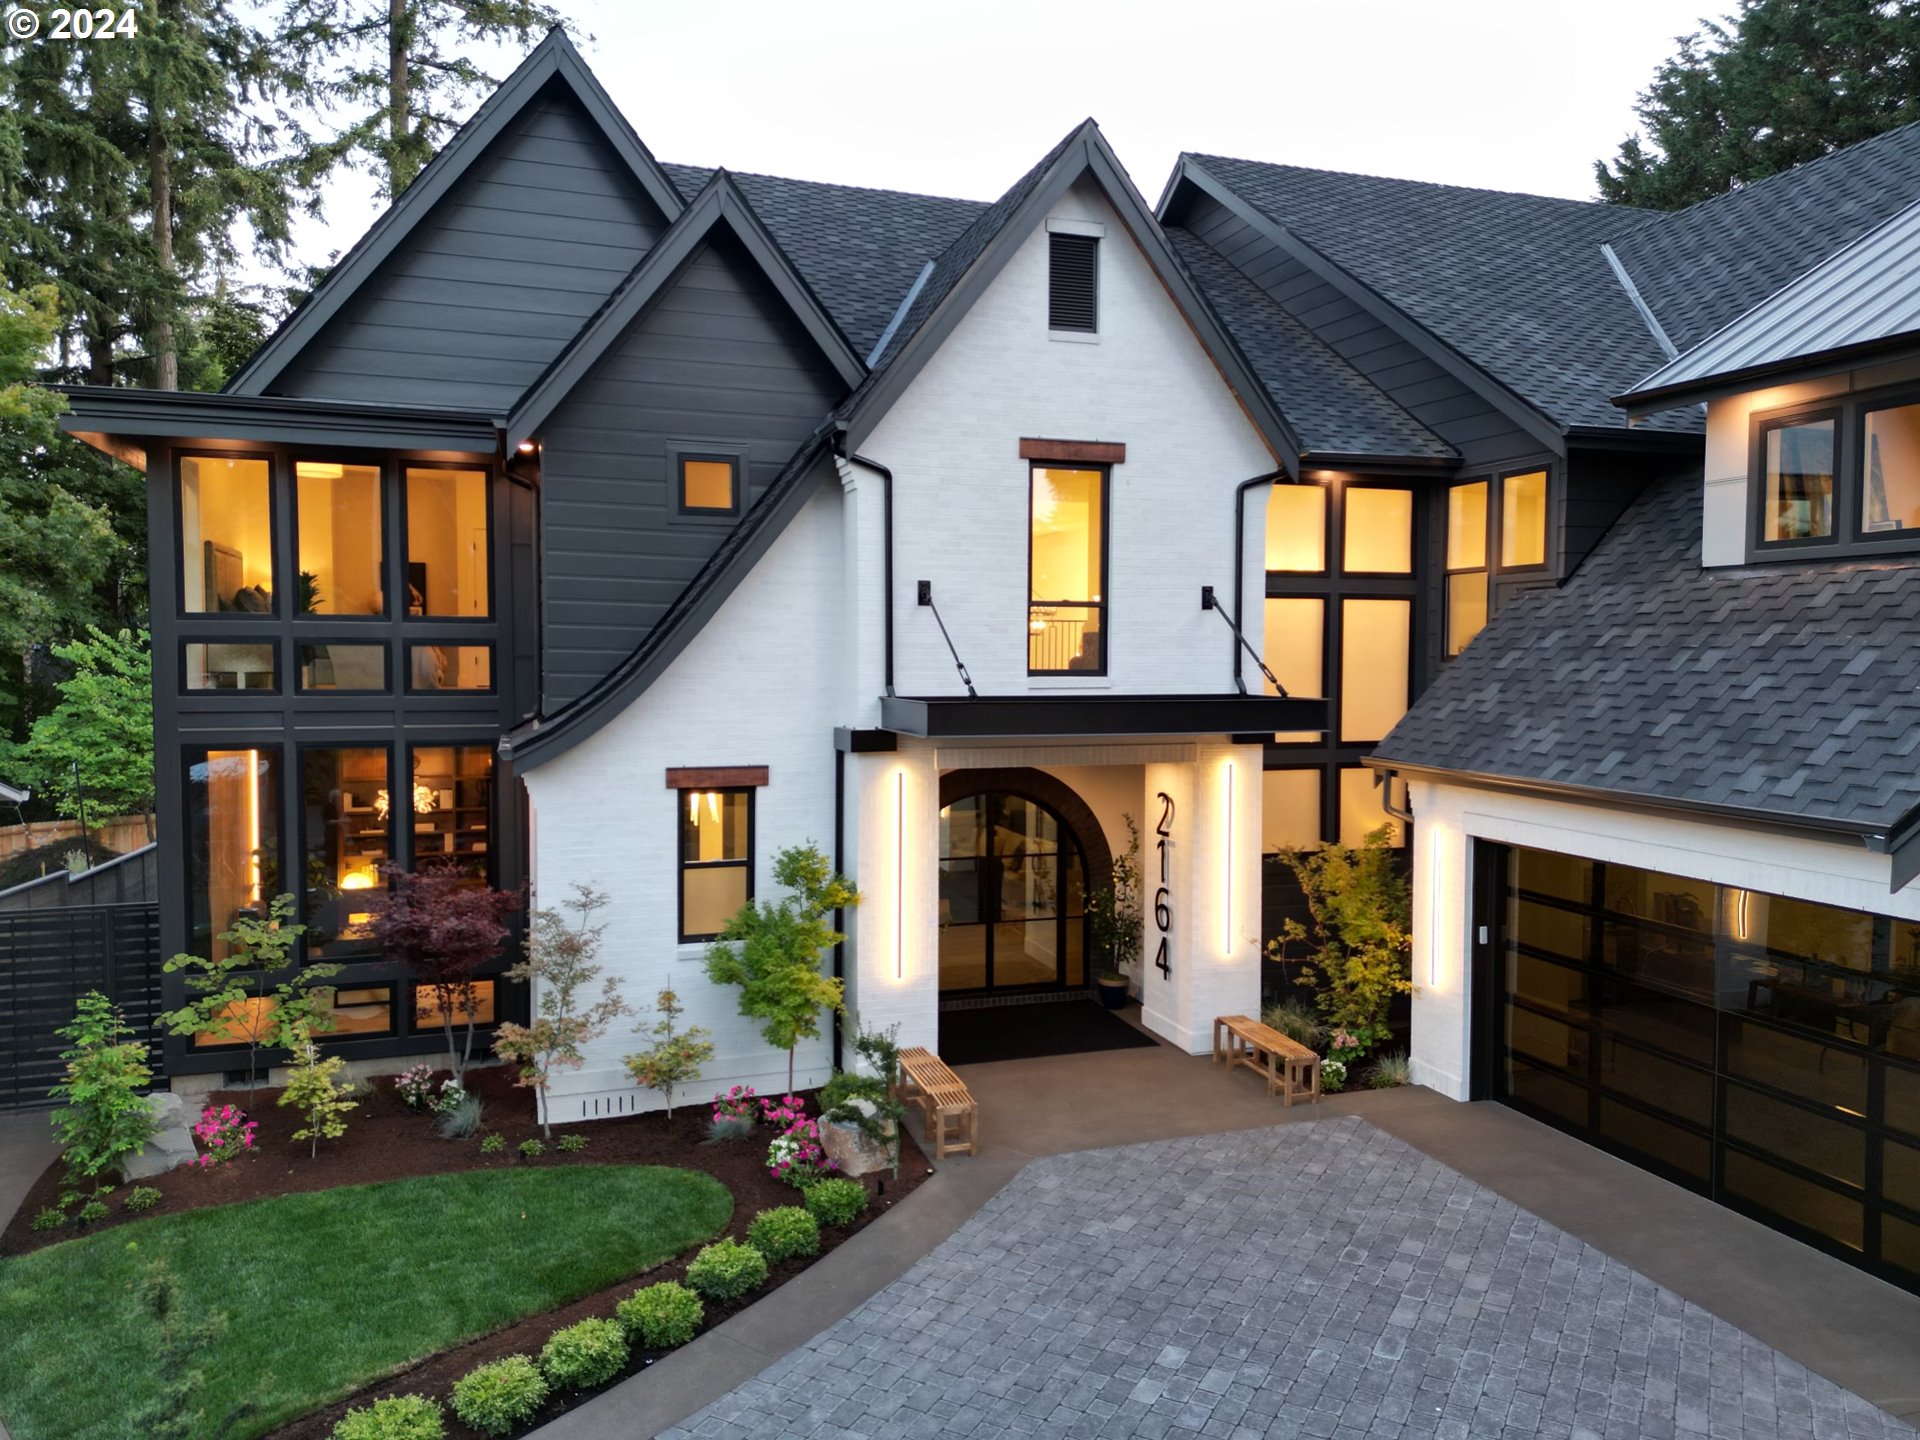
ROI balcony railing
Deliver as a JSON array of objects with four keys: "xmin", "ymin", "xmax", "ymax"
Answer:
[{"xmin": 1028, "ymin": 603, "xmax": 1103, "ymax": 673}]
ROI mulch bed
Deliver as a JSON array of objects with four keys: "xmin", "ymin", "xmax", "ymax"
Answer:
[{"xmin": 2, "ymin": 1064, "xmax": 931, "ymax": 1439}]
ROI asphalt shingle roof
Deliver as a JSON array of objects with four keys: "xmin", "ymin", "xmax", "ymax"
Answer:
[
  {"xmin": 1165, "ymin": 227, "xmax": 1453, "ymax": 460},
  {"xmin": 661, "ymin": 163, "xmax": 985, "ymax": 361},
  {"xmin": 1186, "ymin": 155, "xmax": 1691, "ymax": 436},
  {"xmin": 1372, "ymin": 471, "xmax": 1920, "ymax": 835},
  {"xmin": 1610, "ymin": 120, "xmax": 1920, "ymax": 355}
]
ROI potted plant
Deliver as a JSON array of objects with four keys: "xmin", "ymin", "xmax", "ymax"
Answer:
[{"xmin": 1086, "ymin": 816, "xmax": 1143, "ymax": 1009}]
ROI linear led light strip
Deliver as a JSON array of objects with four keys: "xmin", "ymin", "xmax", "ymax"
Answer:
[
  {"xmin": 1222, "ymin": 761, "xmax": 1234, "ymax": 955},
  {"xmin": 895, "ymin": 770, "xmax": 905, "ymax": 980}
]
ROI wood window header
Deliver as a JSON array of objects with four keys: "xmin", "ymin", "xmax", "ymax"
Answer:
[
  {"xmin": 1019, "ymin": 438, "xmax": 1126, "ymax": 465},
  {"xmin": 666, "ymin": 766, "xmax": 769, "ymax": 789}
]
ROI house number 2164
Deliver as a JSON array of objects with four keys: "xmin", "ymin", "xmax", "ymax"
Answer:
[{"xmin": 1153, "ymin": 791, "xmax": 1174, "ymax": 976}]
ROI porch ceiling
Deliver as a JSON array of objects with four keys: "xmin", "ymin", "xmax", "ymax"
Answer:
[{"xmin": 878, "ymin": 693, "xmax": 1326, "ymax": 739}]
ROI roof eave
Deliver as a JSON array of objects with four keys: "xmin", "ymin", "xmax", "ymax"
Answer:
[
  {"xmin": 1615, "ymin": 331, "xmax": 1920, "ymax": 415},
  {"xmin": 56, "ymin": 385, "xmax": 502, "ymax": 455}
]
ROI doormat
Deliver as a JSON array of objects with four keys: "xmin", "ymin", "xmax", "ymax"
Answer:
[{"xmin": 936, "ymin": 997, "xmax": 1160, "ymax": 1065}]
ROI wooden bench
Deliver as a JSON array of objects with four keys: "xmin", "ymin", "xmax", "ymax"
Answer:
[
  {"xmin": 1212, "ymin": 1014, "xmax": 1322, "ymax": 1106},
  {"xmin": 895, "ymin": 1046, "xmax": 979, "ymax": 1159}
]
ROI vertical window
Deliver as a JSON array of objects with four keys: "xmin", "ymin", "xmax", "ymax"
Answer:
[
  {"xmin": 295, "ymin": 461, "xmax": 385, "ymax": 616},
  {"xmin": 1760, "ymin": 417, "xmax": 1836, "ymax": 543},
  {"xmin": 1262, "ymin": 768, "xmax": 1321, "ymax": 853},
  {"xmin": 1338, "ymin": 598, "xmax": 1410, "ymax": 743},
  {"xmin": 1048, "ymin": 232, "xmax": 1099, "ymax": 332},
  {"xmin": 1263, "ymin": 596, "xmax": 1325, "ymax": 743},
  {"xmin": 408, "ymin": 743, "xmax": 494, "ymax": 880},
  {"xmin": 185, "ymin": 746, "xmax": 281, "ymax": 964},
  {"xmin": 302, "ymin": 748, "xmax": 390, "ymax": 958},
  {"xmin": 1501, "ymin": 469, "xmax": 1549, "ymax": 568},
  {"xmin": 1446, "ymin": 480, "xmax": 1490, "ymax": 657},
  {"xmin": 678, "ymin": 455, "xmax": 740, "ymax": 516},
  {"xmin": 1265, "ymin": 483, "xmax": 1326, "ymax": 572},
  {"xmin": 1861, "ymin": 402, "xmax": 1920, "ymax": 536},
  {"xmin": 1028, "ymin": 465, "xmax": 1106, "ymax": 673},
  {"xmin": 680, "ymin": 788, "xmax": 752, "ymax": 942},
  {"xmin": 405, "ymin": 467, "xmax": 490, "ymax": 618},
  {"xmin": 180, "ymin": 456, "xmax": 273, "ymax": 614},
  {"xmin": 1342, "ymin": 487, "xmax": 1413, "ymax": 574}
]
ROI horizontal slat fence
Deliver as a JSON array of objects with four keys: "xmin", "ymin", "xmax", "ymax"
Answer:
[{"xmin": 0, "ymin": 903, "xmax": 164, "ymax": 1109}]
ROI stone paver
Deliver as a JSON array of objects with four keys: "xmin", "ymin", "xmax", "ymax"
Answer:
[{"xmin": 661, "ymin": 1117, "xmax": 1914, "ymax": 1440}]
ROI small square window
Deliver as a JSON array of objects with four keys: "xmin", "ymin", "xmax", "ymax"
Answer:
[{"xmin": 679, "ymin": 455, "xmax": 739, "ymax": 515}]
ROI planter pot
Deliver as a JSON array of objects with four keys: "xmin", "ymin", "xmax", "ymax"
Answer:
[{"xmin": 1094, "ymin": 976, "xmax": 1130, "ymax": 1010}]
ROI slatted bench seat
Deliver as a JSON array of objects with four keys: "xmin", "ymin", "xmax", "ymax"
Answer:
[
  {"xmin": 895, "ymin": 1046, "xmax": 979, "ymax": 1159},
  {"xmin": 1212, "ymin": 1014, "xmax": 1322, "ymax": 1107}
]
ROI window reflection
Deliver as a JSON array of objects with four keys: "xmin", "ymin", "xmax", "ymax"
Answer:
[
  {"xmin": 185, "ymin": 747, "xmax": 280, "ymax": 962},
  {"xmin": 1763, "ymin": 418, "xmax": 1836, "ymax": 542},
  {"xmin": 1863, "ymin": 403, "xmax": 1920, "ymax": 536}
]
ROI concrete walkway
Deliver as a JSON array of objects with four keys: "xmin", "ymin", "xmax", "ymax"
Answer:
[
  {"xmin": 0, "ymin": 1109, "xmax": 55, "ymax": 1231},
  {"xmin": 532, "ymin": 1038, "xmax": 1920, "ymax": 1437}
]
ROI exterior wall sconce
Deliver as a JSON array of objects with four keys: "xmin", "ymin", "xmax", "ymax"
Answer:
[{"xmin": 895, "ymin": 769, "xmax": 906, "ymax": 980}]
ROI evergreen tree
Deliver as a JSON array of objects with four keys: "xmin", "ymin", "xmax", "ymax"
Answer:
[{"xmin": 1598, "ymin": 0, "xmax": 1920, "ymax": 209}]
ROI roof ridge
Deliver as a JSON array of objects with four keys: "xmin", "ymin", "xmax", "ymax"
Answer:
[
  {"xmin": 1636, "ymin": 115, "xmax": 1920, "ymax": 233},
  {"xmin": 1185, "ymin": 151, "xmax": 1649, "ymax": 214},
  {"xmin": 662, "ymin": 159, "xmax": 989, "ymax": 210}
]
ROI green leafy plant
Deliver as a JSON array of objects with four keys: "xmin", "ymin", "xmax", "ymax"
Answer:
[
  {"xmin": 1266, "ymin": 828, "xmax": 1411, "ymax": 1063},
  {"xmin": 125, "ymin": 1186, "xmax": 163, "ymax": 1213},
  {"xmin": 129, "ymin": 1258, "xmax": 257, "ymax": 1440},
  {"xmin": 48, "ymin": 991, "xmax": 154, "ymax": 1184},
  {"xmin": 77, "ymin": 1198, "xmax": 109, "ymax": 1225},
  {"xmin": 622, "ymin": 987, "xmax": 715, "ymax": 1118},
  {"xmin": 615, "ymin": 1281, "xmax": 703, "ymax": 1349},
  {"xmin": 1086, "ymin": 814, "xmax": 1143, "ymax": 981},
  {"xmin": 28, "ymin": 1207, "xmax": 64, "ymax": 1232},
  {"xmin": 330, "ymin": 1394, "xmax": 446, "ymax": 1440},
  {"xmin": 746, "ymin": 1206, "xmax": 820, "ymax": 1263},
  {"xmin": 1367, "ymin": 1052, "xmax": 1411, "ymax": 1089},
  {"xmin": 1321, "ymin": 1059, "xmax": 1348, "ymax": 1092},
  {"xmin": 478, "ymin": 1132, "xmax": 505, "ymax": 1155},
  {"xmin": 801, "ymin": 1177, "xmax": 869, "ymax": 1228},
  {"xmin": 538, "ymin": 1317, "xmax": 628, "ymax": 1391},
  {"xmin": 367, "ymin": 867, "xmax": 519, "ymax": 1081},
  {"xmin": 816, "ymin": 1018, "xmax": 908, "ymax": 1178},
  {"xmin": 449, "ymin": 1355, "xmax": 548, "ymax": 1438},
  {"xmin": 494, "ymin": 884, "xmax": 629, "ymax": 1138},
  {"xmin": 162, "ymin": 893, "xmax": 340, "ymax": 1086},
  {"xmin": 703, "ymin": 844, "xmax": 857, "ymax": 1091},
  {"xmin": 518, "ymin": 1137, "xmax": 545, "ymax": 1160},
  {"xmin": 557, "ymin": 1133, "xmax": 587, "ymax": 1154},
  {"xmin": 433, "ymin": 1092, "xmax": 484, "ymax": 1141},
  {"xmin": 279, "ymin": 1040, "xmax": 358, "ymax": 1157},
  {"xmin": 7, "ymin": 627, "xmax": 155, "ymax": 839},
  {"xmin": 683, "ymin": 1238, "xmax": 769, "ymax": 1302},
  {"xmin": 1260, "ymin": 998, "xmax": 1326, "ymax": 1051}
]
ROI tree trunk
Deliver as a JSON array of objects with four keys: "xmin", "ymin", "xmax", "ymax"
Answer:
[
  {"xmin": 147, "ymin": 69, "xmax": 177, "ymax": 391},
  {"xmin": 386, "ymin": 0, "xmax": 411, "ymax": 194}
]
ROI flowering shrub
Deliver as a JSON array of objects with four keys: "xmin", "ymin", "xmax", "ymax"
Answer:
[
  {"xmin": 192, "ymin": 1103, "xmax": 258, "ymax": 1167},
  {"xmin": 431, "ymin": 1078, "xmax": 468, "ymax": 1114},
  {"xmin": 758, "ymin": 1093, "xmax": 806, "ymax": 1127},
  {"xmin": 394, "ymin": 1064, "xmax": 437, "ymax": 1110},
  {"xmin": 711, "ymin": 1085, "xmax": 758, "ymax": 1126},
  {"xmin": 1321, "ymin": 1059, "xmax": 1348, "ymax": 1092},
  {"xmin": 765, "ymin": 1117, "xmax": 835, "ymax": 1187}
]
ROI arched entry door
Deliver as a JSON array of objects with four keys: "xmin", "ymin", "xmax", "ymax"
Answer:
[{"xmin": 938, "ymin": 786, "xmax": 1091, "ymax": 994}]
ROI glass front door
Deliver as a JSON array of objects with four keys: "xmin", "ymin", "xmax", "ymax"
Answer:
[{"xmin": 938, "ymin": 791, "xmax": 1087, "ymax": 993}]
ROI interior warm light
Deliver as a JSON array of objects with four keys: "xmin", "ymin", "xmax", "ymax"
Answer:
[
  {"xmin": 340, "ymin": 866, "xmax": 377, "ymax": 891},
  {"xmin": 1735, "ymin": 888, "xmax": 1751, "ymax": 940},
  {"xmin": 895, "ymin": 770, "xmax": 905, "ymax": 980},
  {"xmin": 688, "ymin": 791, "xmax": 699, "ymax": 822},
  {"xmin": 374, "ymin": 787, "xmax": 390, "ymax": 821},
  {"xmin": 413, "ymin": 783, "xmax": 437, "ymax": 814},
  {"xmin": 707, "ymin": 791, "xmax": 720, "ymax": 824},
  {"xmin": 246, "ymin": 749, "xmax": 262, "ymax": 905},
  {"xmin": 1222, "ymin": 762, "xmax": 1235, "ymax": 954}
]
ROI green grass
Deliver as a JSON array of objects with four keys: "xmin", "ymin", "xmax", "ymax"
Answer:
[{"xmin": 0, "ymin": 1165, "xmax": 731, "ymax": 1440}]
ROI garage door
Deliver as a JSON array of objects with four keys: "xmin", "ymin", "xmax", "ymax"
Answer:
[{"xmin": 1486, "ymin": 841, "xmax": 1920, "ymax": 1294}]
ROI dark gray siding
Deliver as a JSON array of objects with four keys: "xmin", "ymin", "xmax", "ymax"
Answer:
[
  {"xmin": 1561, "ymin": 447, "xmax": 1696, "ymax": 579},
  {"xmin": 537, "ymin": 233, "xmax": 848, "ymax": 709},
  {"xmin": 272, "ymin": 82, "xmax": 669, "ymax": 410},
  {"xmin": 1181, "ymin": 197, "xmax": 1540, "ymax": 468}
]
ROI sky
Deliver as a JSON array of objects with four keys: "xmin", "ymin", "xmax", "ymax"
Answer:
[{"xmin": 283, "ymin": 0, "xmax": 1720, "ymax": 276}]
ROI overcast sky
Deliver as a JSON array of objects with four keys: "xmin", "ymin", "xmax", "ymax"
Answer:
[{"xmin": 286, "ymin": 0, "xmax": 1719, "ymax": 274}]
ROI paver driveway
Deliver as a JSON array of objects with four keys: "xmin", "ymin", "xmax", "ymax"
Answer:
[{"xmin": 663, "ymin": 1117, "xmax": 1914, "ymax": 1439}]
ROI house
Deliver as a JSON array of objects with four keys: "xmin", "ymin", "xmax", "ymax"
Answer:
[{"xmin": 55, "ymin": 29, "xmax": 1920, "ymax": 1292}]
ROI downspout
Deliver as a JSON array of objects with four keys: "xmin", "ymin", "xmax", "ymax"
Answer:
[
  {"xmin": 833, "ymin": 440, "xmax": 896, "ymax": 696},
  {"xmin": 1377, "ymin": 767, "xmax": 1415, "ymax": 827},
  {"xmin": 1232, "ymin": 469, "xmax": 1291, "ymax": 694},
  {"xmin": 831, "ymin": 746, "xmax": 846, "ymax": 1069}
]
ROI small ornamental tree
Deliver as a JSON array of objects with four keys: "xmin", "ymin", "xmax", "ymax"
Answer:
[
  {"xmin": 49, "ymin": 991, "xmax": 155, "ymax": 1185},
  {"xmin": 162, "ymin": 894, "xmax": 340, "ymax": 1086},
  {"xmin": 495, "ymin": 884, "xmax": 629, "ymax": 1137},
  {"xmin": 623, "ymin": 987, "xmax": 714, "ymax": 1119},
  {"xmin": 369, "ymin": 866, "xmax": 519, "ymax": 1081},
  {"xmin": 278, "ymin": 1039, "xmax": 357, "ymax": 1157},
  {"xmin": 1086, "ymin": 814, "xmax": 1143, "ymax": 982},
  {"xmin": 703, "ymin": 844, "xmax": 856, "ymax": 1092}
]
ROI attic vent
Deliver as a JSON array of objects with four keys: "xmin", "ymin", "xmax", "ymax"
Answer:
[{"xmin": 1048, "ymin": 233, "xmax": 1099, "ymax": 333}]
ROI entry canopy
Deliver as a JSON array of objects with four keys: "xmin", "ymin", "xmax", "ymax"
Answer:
[{"xmin": 878, "ymin": 693, "xmax": 1326, "ymax": 740}]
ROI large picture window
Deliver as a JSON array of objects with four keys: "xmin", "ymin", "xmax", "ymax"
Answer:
[
  {"xmin": 185, "ymin": 746, "xmax": 281, "ymax": 963},
  {"xmin": 1028, "ymin": 465, "xmax": 1107, "ymax": 673},
  {"xmin": 295, "ymin": 461, "xmax": 385, "ymax": 616},
  {"xmin": 680, "ymin": 788, "xmax": 752, "ymax": 942},
  {"xmin": 180, "ymin": 456, "xmax": 274, "ymax": 615},
  {"xmin": 408, "ymin": 743, "xmax": 494, "ymax": 880},
  {"xmin": 301, "ymin": 747, "xmax": 390, "ymax": 958},
  {"xmin": 405, "ymin": 467, "xmax": 489, "ymax": 618},
  {"xmin": 1743, "ymin": 390, "xmax": 1920, "ymax": 557}
]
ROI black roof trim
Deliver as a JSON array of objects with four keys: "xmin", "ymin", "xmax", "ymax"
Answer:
[
  {"xmin": 837, "ymin": 121, "xmax": 1303, "ymax": 474},
  {"xmin": 508, "ymin": 171, "xmax": 866, "ymax": 446},
  {"xmin": 502, "ymin": 436, "xmax": 836, "ymax": 771},
  {"xmin": 1169, "ymin": 157, "xmax": 1569, "ymax": 457},
  {"xmin": 1614, "ymin": 331, "xmax": 1920, "ymax": 414},
  {"xmin": 880, "ymin": 693, "xmax": 1326, "ymax": 739},
  {"xmin": 226, "ymin": 30, "xmax": 686, "ymax": 399},
  {"xmin": 57, "ymin": 385, "xmax": 500, "ymax": 453}
]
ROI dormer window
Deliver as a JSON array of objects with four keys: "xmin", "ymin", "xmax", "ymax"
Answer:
[
  {"xmin": 1048, "ymin": 232, "xmax": 1099, "ymax": 334},
  {"xmin": 1749, "ymin": 389, "xmax": 1920, "ymax": 558}
]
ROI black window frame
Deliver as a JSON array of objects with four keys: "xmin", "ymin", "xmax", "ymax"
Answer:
[
  {"xmin": 1047, "ymin": 231, "xmax": 1100, "ymax": 334},
  {"xmin": 678, "ymin": 785, "xmax": 755, "ymax": 944},
  {"xmin": 1495, "ymin": 465, "xmax": 1553, "ymax": 574},
  {"xmin": 1026, "ymin": 461, "xmax": 1111, "ymax": 677},
  {"xmin": 297, "ymin": 740, "xmax": 396, "ymax": 962},
  {"xmin": 1741, "ymin": 386, "xmax": 1920, "ymax": 561},
  {"xmin": 674, "ymin": 450, "xmax": 745, "ymax": 519},
  {"xmin": 400, "ymin": 460, "xmax": 496, "ymax": 622},
  {"xmin": 175, "ymin": 449, "xmax": 281, "ymax": 620},
  {"xmin": 290, "ymin": 454, "xmax": 390, "ymax": 621},
  {"xmin": 403, "ymin": 641, "xmax": 497, "ymax": 695},
  {"xmin": 403, "ymin": 736, "xmax": 499, "ymax": 885},
  {"xmin": 180, "ymin": 740, "xmax": 285, "ymax": 1025},
  {"xmin": 295, "ymin": 639, "xmax": 392, "ymax": 696},
  {"xmin": 180, "ymin": 638, "xmax": 281, "ymax": 695}
]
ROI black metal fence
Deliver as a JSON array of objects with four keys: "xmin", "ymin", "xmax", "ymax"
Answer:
[{"xmin": 0, "ymin": 903, "xmax": 165, "ymax": 1110}]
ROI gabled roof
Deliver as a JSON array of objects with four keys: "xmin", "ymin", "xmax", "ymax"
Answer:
[
  {"xmin": 1176, "ymin": 155, "xmax": 1689, "ymax": 440},
  {"xmin": 225, "ymin": 30, "xmax": 686, "ymax": 400},
  {"xmin": 508, "ymin": 170, "xmax": 867, "ymax": 447},
  {"xmin": 834, "ymin": 120, "xmax": 1304, "ymax": 471},
  {"xmin": 1370, "ymin": 471, "xmax": 1920, "ymax": 875},
  {"xmin": 1608, "ymin": 120, "xmax": 1920, "ymax": 356},
  {"xmin": 1163, "ymin": 227, "xmax": 1455, "ymax": 464},
  {"xmin": 1619, "ymin": 196, "xmax": 1920, "ymax": 411}
]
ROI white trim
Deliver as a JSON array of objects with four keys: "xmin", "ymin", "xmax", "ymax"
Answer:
[{"xmin": 1046, "ymin": 217, "xmax": 1106, "ymax": 238}]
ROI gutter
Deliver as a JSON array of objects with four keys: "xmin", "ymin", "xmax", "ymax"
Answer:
[
  {"xmin": 1614, "ymin": 331, "xmax": 1920, "ymax": 415},
  {"xmin": 1231, "ymin": 469, "xmax": 1291, "ymax": 693}
]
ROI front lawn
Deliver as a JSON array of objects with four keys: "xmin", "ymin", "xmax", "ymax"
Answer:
[{"xmin": 0, "ymin": 1165, "xmax": 731, "ymax": 1440}]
